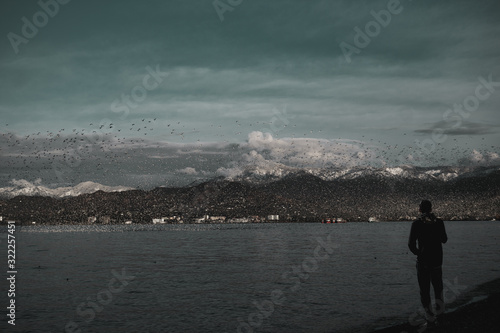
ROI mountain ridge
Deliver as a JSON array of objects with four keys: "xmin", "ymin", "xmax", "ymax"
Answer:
[
  {"xmin": 0, "ymin": 180, "xmax": 133, "ymax": 199},
  {"xmin": 1, "ymin": 165, "xmax": 498, "ymax": 199},
  {"xmin": 0, "ymin": 165, "xmax": 498, "ymax": 224}
]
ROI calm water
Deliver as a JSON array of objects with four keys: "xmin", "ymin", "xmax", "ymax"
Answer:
[{"xmin": 2, "ymin": 221, "xmax": 499, "ymax": 333}]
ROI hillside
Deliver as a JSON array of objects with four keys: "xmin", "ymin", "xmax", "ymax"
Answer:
[{"xmin": 1, "ymin": 166, "xmax": 499, "ymax": 224}]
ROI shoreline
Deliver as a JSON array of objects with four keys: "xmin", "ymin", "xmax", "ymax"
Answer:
[
  {"xmin": 3, "ymin": 219, "xmax": 499, "ymax": 226},
  {"xmin": 370, "ymin": 277, "xmax": 500, "ymax": 333}
]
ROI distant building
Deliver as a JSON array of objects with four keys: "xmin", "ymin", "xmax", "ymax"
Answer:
[
  {"xmin": 194, "ymin": 217, "xmax": 205, "ymax": 224},
  {"xmin": 153, "ymin": 216, "xmax": 183, "ymax": 224},
  {"xmin": 194, "ymin": 215, "xmax": 226, "ymax": 223},
  {"xmin": 228, "ymin": 217, "xmax": 249, "ymax": 223},
  {"xmin": 267, "ymin": 215, "xmax": 279, "ymax": 221},
  {"xmin": 124, "ymin": 221, "xmax": 133, "ymax": 224},
  {"xmin": 321, "ymin": 217, "xmax": 345, "ymax": 223},
  {"xmin": 166, "ymin": 216, "xmax": 181, "ymax": 222},
  {"xmin": 208, "ymin": 216, "xmax": 226, "ymax": 222},
  {"xmin": 88, "ymin": 216, "xmax": 97, "ymax": 224}
]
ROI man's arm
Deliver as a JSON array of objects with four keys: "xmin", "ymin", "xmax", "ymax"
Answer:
[
  {"xmin": 408, "ymin": 222, "xmax": 420, "ymax": 255},
  {"xmin": 440, "ymin": 220, "xmax": 448, "ymax": 244}
]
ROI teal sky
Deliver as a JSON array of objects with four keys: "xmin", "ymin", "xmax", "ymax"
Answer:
[{"xmin": 1, "ymin": 0, "xmax": 499, "ymax": 188}]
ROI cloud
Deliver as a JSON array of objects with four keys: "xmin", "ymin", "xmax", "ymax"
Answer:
[
  {"xmin": 415, "ymin": 121, "xmax": 498, "ymax": 136},
  {"xmin": 9, "ymin": 179, "xmax": 35, "ymax": 187},
  {"xmin": 242, "ymin": 131, "xmax": 378, "ymax": 168},
  {"xmin": 1, "ymin": 130, "xmax": 382, "ymax": 188},
  {"xmin": 1, "ymin": 128, "xmax": 499, "ymax": 189},
  {"xmin": 177, "ymin": 167, "xmax": 198, "ymax": 175},
  {"xmin": 458, "ymin": 150, "xmax": 500, "ymax": 166}
]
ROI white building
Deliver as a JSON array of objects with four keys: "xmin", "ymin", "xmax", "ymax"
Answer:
[
  {"xmin": 209, "ymin": 216, "xmax": 226, "ymax": 222},
  {"xmin": 194, "ymin": 215, "xmax": 226, "ymax": 223},
  {"xmin": 194, "ymin": 217, "xmax": 206, "ymax": 223},
  {"xmin": 228, "ymin": 217, "xmax": 249, "ymax": 223}
]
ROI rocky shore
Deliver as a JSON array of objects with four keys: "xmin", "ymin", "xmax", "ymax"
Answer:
[{"xmin": 371, "ymin": 277, "xmax": 500, "ymax": 333}]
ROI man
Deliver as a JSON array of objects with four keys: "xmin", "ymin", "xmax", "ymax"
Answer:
[{"xmin": 408, "ymin": 200, "xmax": 448, "ymax": 326}]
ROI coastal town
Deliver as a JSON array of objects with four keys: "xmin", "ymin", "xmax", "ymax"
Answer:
[{"xmin": 1, "ymin": 168, "xmax": 499, "ymax": 225}]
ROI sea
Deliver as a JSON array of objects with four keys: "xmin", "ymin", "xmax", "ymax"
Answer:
[{"xmin": 2, "ymin": 221, "xmax": 499, "ymax": 333}]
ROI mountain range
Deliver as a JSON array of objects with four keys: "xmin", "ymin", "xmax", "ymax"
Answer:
[
  {"xmin": 2, "ymin": 165, "xmax": 498, "ymax": 199},
  {"xmin": 0, "ymin": 180, "xmax": 133, "ymax": 199},
  {"xmin": 0, "ymin": 165, "xmax": 499, "ymax": 224}
]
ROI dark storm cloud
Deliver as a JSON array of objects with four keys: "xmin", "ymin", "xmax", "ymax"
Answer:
[
  {"xmin": 1, "ymin": 0, "xmax": 499, "ymax": 188},
  {"xmin": 415, "ymin": 120, "xmax": 499, "ymax": 136}
]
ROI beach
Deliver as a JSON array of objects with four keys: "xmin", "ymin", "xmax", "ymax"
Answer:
[{"xmin": 372, "ymin": 277, "xmax": 500, "ymax": 333}]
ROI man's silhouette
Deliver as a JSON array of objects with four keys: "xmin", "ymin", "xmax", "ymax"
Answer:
[{"xmin": 408, "ymin": 200, "xmax": 448, "ymax": 325}]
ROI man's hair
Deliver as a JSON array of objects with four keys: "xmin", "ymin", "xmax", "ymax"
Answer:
[{"xmin": 420, "ymin": 200, "xmax": 432, "ymax": 213}]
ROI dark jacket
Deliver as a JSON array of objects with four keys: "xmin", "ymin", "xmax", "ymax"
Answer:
[{"xmin": 408, "ymin": 213, "xmax": 448, "ymax": 267}]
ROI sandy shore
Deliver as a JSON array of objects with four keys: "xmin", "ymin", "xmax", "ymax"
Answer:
[{"xmin": 372, "ymin": 277, "xmax": 500, "ymax": 333}]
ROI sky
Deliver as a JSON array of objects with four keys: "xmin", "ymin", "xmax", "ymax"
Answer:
[{"xmin": 1, "ymin": 0, "xmax": 499, "ymax": 189}]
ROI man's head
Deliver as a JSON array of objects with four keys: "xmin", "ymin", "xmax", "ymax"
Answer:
[{"xmin": 419, "ymin": 200, "xmax": 432, "ymax": 213}]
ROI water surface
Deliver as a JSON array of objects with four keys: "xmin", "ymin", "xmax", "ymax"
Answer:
[{"xmin": 3, "ymin": 221, "xmax": 499, "ymax": 332}]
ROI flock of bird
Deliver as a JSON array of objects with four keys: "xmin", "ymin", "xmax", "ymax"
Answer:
[{"xmin": 0, "ymin": 118, "xmax": 499, "ymax": 189}]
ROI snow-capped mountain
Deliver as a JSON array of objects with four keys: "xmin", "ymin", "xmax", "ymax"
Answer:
[
  {"xmin": 1, "ymin": 165, "xmax": 499, "ymax": 223},
  {"xmin": 1, "ymin": 165, "xmax": 498, "ymax": 199},
  {"xmin": 0, "ymin": 180, "xmax": 134, "ymax": 199},
  {"xmin": 230, "ymin": 164, "xmax": 500, "ymax": 184}
]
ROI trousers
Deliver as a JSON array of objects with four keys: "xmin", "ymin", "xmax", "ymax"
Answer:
[{"xmin": 416, "ymin": 262, "xmax": 444, "ymax": 315}]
